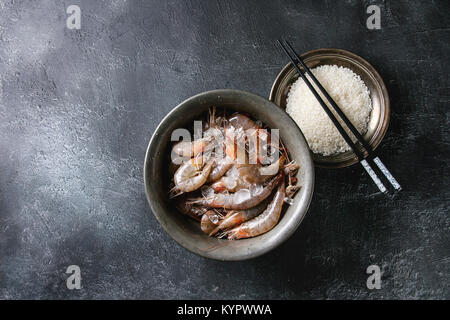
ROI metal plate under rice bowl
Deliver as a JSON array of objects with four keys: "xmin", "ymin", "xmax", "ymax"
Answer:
[{"xmin": 270, "ymin": 48, "xmax": 390, "ymax": 168}]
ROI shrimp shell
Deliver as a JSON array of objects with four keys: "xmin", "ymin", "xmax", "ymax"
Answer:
[
  {"xmin": 200, "ymin": 210, "xmax": 223, "ymax": 234},
  {"xmin": 225, "ymin": 178, "xmax": 285, "ymax": 240},
  {"xmin": 207, "ymin": 157, "xmax": 233, "ymax": 183},
  {"xmin": 172, "ymin": 137, "xmax": 212, "ymax": 158},
  {"xmin": 228, "ymin": 113, "xmax": 260, "ymax": 130},
  {"xmin": 170, "ymin": 159, "xmax": 214, "ymax": 197},
  {"xmin": 209, "ymin": 198, "xmax": 269, "ymax": 236},
  {"xmin": 176, "ymin": 201, "xmax": 209, "ymax": 222},
  {"xmin": 191, "ymin": 173, "xmax": 281, "ymax": 210},
  {"xmin": 258, "ymin": 154, "xmax": 286, "ymax": 179},
  {"xmin": 210, "ymin": 155, "xmax": 285, "ymax": 193}
]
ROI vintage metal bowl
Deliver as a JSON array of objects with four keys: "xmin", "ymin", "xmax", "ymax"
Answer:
[
  {"xmin": 270, "ymin": 48, "xmax": 390, "ymax": 168},
  {"xmin": 144, "ymin": 89, "xmax": 314, "ymax": 261}
]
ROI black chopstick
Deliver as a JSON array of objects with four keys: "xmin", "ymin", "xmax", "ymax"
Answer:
[
  {"xmin": 283, "ymin": 41, "xmax": 372, "ymax": 153},
  {"xmin": 277, "ymin": 40, "xmax": 387, "ymax": 193},
  {"xmin": 277, "ymin": 39, "xmax": 401, "ymax": 194},
  {"xmin": 282, "ymin": 41, "xmax": 401, "ymax": 192}
]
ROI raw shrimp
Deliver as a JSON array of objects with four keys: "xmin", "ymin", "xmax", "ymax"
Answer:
[
  {"xmin": 207, "ymin": 157, "xmax": 233, "ymax": 183},
  {"xmin": 210, "ymin": 165, "xmax": 244, "ymax": 193},
  {"xmin": 224, "ymin": 126, "xmax": 246, "ymax": 165},
  {"xmin": 210, "ymin": 165, "xmax": 257, "ymax": 193},
  {"xmin": 225, "ymin": 113, "xmax": 275, "ymax": 167},
  {"xmin": 200, "ymin": 210, "xmax": 223, "ymax": 234},
  {"xmin": 176, "ymin": 200, "xmax": 209, "ymax": 222},
  {"xmin": 209, "ymin": 199, "xmax": 269, "ymax": 236},
  {"xmin": 224, "ymin": 178, "xmax": 286, "ymax": 240},
  {"xmin": 224, "ymin": 113, "xmax": 259, "ymax": 165},
  {"xmin": 284, "ymin": 160, "xmax": 299, "ymax": 176},
  {"xmin": 228, "ymin": 113, "xmax": 260, "ymax": 131},
  {"xmin": 259, "ymin": 154, "xmax": 286, "ymax": 178},
  {"xmin": 204, "ymin": 106, "xmax": 226, "ymax": 139},
  {"xmin": 210, "ymin": 155, "xmax": 285, "ymax": 193},
  {"xmin": 170, "ymin": 158, "xmax": 214, "ymax": 197},
  {"xmin": 191, "ymin": 173, "xmax": 281, "ymax": 210},
  {"xmin": 169, "ymin": 108, "xmax": 299, "ymax": 240},
  {"xmin": 172, "ymin": 137, "xmax": 212, "ymax": 158}
]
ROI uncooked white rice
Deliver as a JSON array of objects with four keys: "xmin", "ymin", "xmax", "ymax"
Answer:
[{"xmin": 286, "ymin": 65, "xmax": 372, "ymax": 156}]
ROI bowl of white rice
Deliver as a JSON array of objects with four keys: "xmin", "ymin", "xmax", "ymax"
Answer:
[{"xmin": 270, "ymin": 48, "xmax": 390, "ymax": 168}]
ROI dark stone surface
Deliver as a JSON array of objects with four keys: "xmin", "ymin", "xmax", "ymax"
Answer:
[{"xmin": 0, "ymin": 0, "xmax": 448, "ymax": 299}]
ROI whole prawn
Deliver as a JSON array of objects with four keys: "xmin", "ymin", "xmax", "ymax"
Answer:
[
  {"xmin": 190, "ymin": 173, "xmax": 281, "ymax": 210},
  {"xmin": 209, "ymin": 198, "xmax": 269, "ymax": 236},
  {"xmin": 223, "ymin": 177, "xmax": 285, "ymax": 240},
  {"xmin": 170, "ymin": 158, "xmax": 214, "ymax": 197}
]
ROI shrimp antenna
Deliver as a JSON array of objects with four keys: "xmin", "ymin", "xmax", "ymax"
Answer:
[{"xmin": 168, "ymin": 186, "xmax": 182, "ymax": 199}]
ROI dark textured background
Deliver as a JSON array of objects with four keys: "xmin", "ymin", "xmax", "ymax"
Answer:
[{"xmin": 0, "ymin": 0, "xmax": 448, "ymax": 299}]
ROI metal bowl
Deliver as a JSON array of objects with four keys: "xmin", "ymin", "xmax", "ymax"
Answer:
[
  {"xmin": 270, "ymin": 48, "xmax": 390, "ymax": 168},
  {"xmin": 144, "ymin": 89, "xmax": 314, "ymax": 261}
]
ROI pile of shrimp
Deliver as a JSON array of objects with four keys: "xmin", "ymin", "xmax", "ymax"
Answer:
[{"xmin": 169, "ymin": 108, "xmax": 300, "ymax": 240}]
